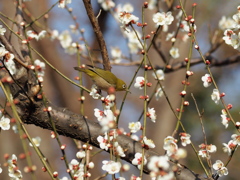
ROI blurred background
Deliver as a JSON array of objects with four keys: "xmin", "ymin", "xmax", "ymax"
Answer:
[{"xmin": 0, "ymin": 0, "xmax": 240, "ymax": 179}]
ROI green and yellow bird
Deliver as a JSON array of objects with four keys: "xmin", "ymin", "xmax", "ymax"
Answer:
[{"xmin": 74, "ymin": 65, "xmax": 128, "ymax": 92}]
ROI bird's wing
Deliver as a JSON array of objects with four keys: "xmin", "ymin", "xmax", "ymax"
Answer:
[{"xmin": 87, "ymin": 65, "xmax": 118, "ymax": 85}]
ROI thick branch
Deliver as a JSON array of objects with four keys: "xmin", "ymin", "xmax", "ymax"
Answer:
[{"xmin": 14, "ymin": 86, "xmax": 208, "ymax": 180}]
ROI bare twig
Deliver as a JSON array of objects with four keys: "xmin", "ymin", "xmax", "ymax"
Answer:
[{"xmin": 82, "ymin": 0, "xmax": 111, "ymax": 71}]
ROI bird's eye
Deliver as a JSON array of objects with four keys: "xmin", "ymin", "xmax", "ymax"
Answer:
[{"xmin": 122, "ymin": 84, "xmax": 126, "ymax": 88}]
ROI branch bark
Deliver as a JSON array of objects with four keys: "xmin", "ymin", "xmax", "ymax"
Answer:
[{"xmin": 82, "ymin": 0, "xmax": 111, "ymax": 71}]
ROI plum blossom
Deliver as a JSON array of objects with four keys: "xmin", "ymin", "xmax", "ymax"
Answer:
[
  {"xmin": 0, "ymin": 46, "xmax": 17, "ymax": 75},
  {"xmin": 76, "ymin": 151, "xmax": 86, "ymax": 159},
  {"xmin": 152, "ymin": 69, "xmax": 164, "ymax": 80},
  {"xmin": 147, "ymin": 155, "xmax": 174, "ymax": 179},
  {"xmin": 58, "ymin": 30, "xmax": 83, "ymax": 55},
  {"xmin": 152, "ymin": 12, "xmax": 174, "ymax": 26},
  {"xmin": 98, "ymin": 0, "xmax": 115, "ymax": 11},
  {"xmin": 111, "ymin": 47, "xmax": 122, "ymax": 63},
  {"xmin": 221, "ymin": 109, "xmax": 229, "ymax": 128},
  {"xmin": 8, "ymin": 154, "xmax": 22, "ymax": 179},
  {"xmin": 155, "ymin": 87, "xmax": 163, "ymax": 101},
  {"xmin": 231, "ymin": 134, "xmax": 240, "ymax": 145},
  {"xmin": 179, "ymin": 132, "xmax": 191, "ymax": 146},
  {"xmin": 148, "ymin": 155, "xmax": 169, "ymax": 172},
  {"xmin": 94, "ymin": 108, "xmax": 104, "ymax": 121},
  {"xmin": 89, "ymin": 85, "xmax": 101, "ymax": 99},
  {"xmin": 134, "ymin": 76, "xmax": 145, "ymax": 90},
  {"xmin": 34, "ymin": 59, "xmax": 45, "ymax": 78},
  {"xmin": 211, "ymin": 89, "xmax": 220, "ymax": 104},
  {"xmin": 222, "ymin": 28, "xmax": 240, "ymax": 51},
  {"xmin": 68, "ymin": 159, "xmax": 84, "ymax": 179},
  {"xmin": 163, "ymin": 136, "xmax": 178, "ymax": 156},
  {"xmin": 132, "ymin": 153, "xmax": 147, "ymax": 169},
  {"xmin": 130, "ymin": 134, "xmax": 139, "ymax": 141},
  {"xmin": 97, "ymin": 109, "xmax": 116, "ymax": 132},
  {"xmin": 124, "ymin": 30, "xmax": 142, "ymax": 54},
  {"xmin": 143, "ymin": 136, "xmax": 155, "ymax": 149},
  {"xmin": 222, "ymin": 140, "xmax": 237, "ymax": 156},
  {"xmin": 4, "ymin": 54, "xmax": 16, "ymax": 75},
  {"xmin": 97, "ymin": 132, "xmax": 111, "ymax": 151},
  {"xmin": 230, "ymin": 32, "xmax": 240, "ymax": 50},
  {"xmin": 58, "ymin": 0, "xmax": 71, "ymax": 8},
  {"xmin": 219, "ymin": 16, "xmax": 236, "ymax": 30},
  {"xmin": 119, "ymin": 12, "xmax": 139, "ymax": 26},
  {"xmin": 113, "ymin": 142, "xmax": 125, "ymax": 157},
  {"xmin": 198, "ymin": 144, "xmax": 217, "ymax": 158},
  {"xmin": 102, "ymin": 160, "xmax": 121, "ymax": 174},
  {"xmin": 180, "ymin": 20, "xmax": 197, "ymax": 32},
  {"xmin": 223, "ymin": 29, "xmax": 234, "ymax": 45},
  {"xmin": 201, "ymin": 74, "xmax": 212, "ymax": 87},
  {"xmin": 94, "ymin": 108, "xmax": 115, "ymax": 122},
  {"xmin": 59, "ymin": 30, "xmax": 72, "ymax": 49},
  {"xmin": 26, "ymin": 30, "xmax": 47, "ymax": 41},
  {"xmin": 29, "ymin": 136, "xmax": 41, "ymax": 147},
  {"xmin": 116, "ymin": 3, "xmax": 134, "ymax": 13},
  {"xmin": 166, "ymin": 31, "xmax": 175, "ymax": 41},
  {"xmin": 0, "ymin": 115, "xmax": 10, "ymax": 130},
  {"xmin": 0, "ymin": 25, "xmax": 6, "ymax": 35},
  {"xmin": 102, "ymin": 95, "xmax": 115, "ymax": 109},
  {"xmin": 50, "ymin": 30, "xmax": 59, "ymax": 40},
  {"xmin": 206, "ymin": 144, "xmax": 217, "ymax": 153},
  {"xmin": 232, "ymin": 11, "xmax": 240, "ymax": 29},
  {"xmin": 175, "ymin": 148, "xmax": 187, "ymax": 160},
  {"xmin": 147, "ymin": 107, "xmax": 156, "ymax": 123},
  {"xmin": 169, "ymin": 47, "xmax": 180, "ymax": 59},
  {"xmin": 128, "ymin": 121, "xmax": 141, "ymax": 133},
  {"xmin": 198, "ymin": 149, "xmax": 208, "ymax": 158},
  {"xmin": 213, "ymin": 160, "xmax": 228, "ymax": 177},
  {"xmin": 64, "ymin": 43, "xmax": 78, "ymax": 55},
  {"xmin": 0, "ymin": 46, "xmax": 7, "ymax": 58},
  {"xmin": 148, "ymin": 0, "xmax": 157, "ymax": 10},
  {"xmin": 69, "ymin": 24, "xmax": 78, "ymax": 34}
]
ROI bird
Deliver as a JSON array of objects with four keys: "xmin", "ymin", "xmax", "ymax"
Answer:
[{"xmin": 74, "ymin": 65, "xmax": 128, "ymax": 92}]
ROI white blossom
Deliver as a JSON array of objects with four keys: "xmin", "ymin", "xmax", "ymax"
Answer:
[
  {"xmin": 0, "ymin": 25, "xmax": 6, "ymax": 35},
  {"xmin": 132, "ymin": 153, "xmax": 147, "ymax": 169},
  {"xmin": 152, "ymin": 69, "xmax": 164, "ymax": 80},
  {"xmin": 134, "ymin": 76, "xmax": 145, "ymax": 90},
  {"xmin": 128, "ymin": 122, "xmax": 141, "ymax": 133},
  {"xmin": 0, "ymin": 115, "xmax": 10, "ymax": 130},
  {"xmin": 58, "ymin": 0, "xmax": 71, "ymax": 8},
  {"xmin": 102, "ymin": 160, "xmax": 121, "ymax": 174},
  {"xmin": 211, "ymin": 89, "xmax": 220, "ymax": 104},
  {"xmin": 58, "ymin": 30, "xmax": 72, "ymax": 49},
  {"xmin": 29, "ymin": 136, "xmax": 41, "ymax": 147},
  {"xmin": 213, "ymin": 160, "xmax": 228, "ymax": 177},
  {"xmin": 98, "ymin": 0, "xmax": 115, "ymax": 11},
  {"xmin": 143, "ymin": 136, "xmax": 155, "ymax": 149},
  {"xmin": 153, "ymin": 12, "xmax": 174, "ymax": 26},
  {"xmin": 147, "ymin": 108, "xmax": 156, "ymax": 123},
  {"xmin": 169, "ymin": 47, "xmax": 180, "ymax": 59},
  {"xmin": 201, "ymin": 74, "xmax": 212, "ymax": 88}
]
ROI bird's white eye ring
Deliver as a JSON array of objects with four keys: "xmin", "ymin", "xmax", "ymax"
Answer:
[{"xmin": 122, "ymin": 84, "xmax": 126, "ymax": 88}]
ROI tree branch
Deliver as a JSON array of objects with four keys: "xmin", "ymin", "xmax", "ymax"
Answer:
[{"xmin": 82, "ymin": 0, "xmax": 111, "ymax": 71}]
